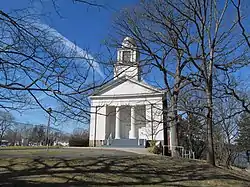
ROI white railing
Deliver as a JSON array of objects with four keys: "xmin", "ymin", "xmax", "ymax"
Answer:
[
  {"xmin": 162, "ymin": 145, "xmax": 195, "ymax": 159},
  {"xmin": 183, "ymin": 150, "xmax": 195, "ymax": 159}
]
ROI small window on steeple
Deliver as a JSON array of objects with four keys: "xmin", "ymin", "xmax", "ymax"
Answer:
[{"xmin": 123, "ymin": 51, "xmax": 131, "ymax": 63}]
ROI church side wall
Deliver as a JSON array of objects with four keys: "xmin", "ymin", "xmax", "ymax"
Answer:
[
  {"xmin": 89, "ymin": 105, "xmax": 107, "ymax": 147},
  {"xmin": 144, "ymin": 102, "xmax": 164, "ymax": 141},
  {"xmin": 96, "ymin": 106, "xmax": 107, "ymax": 143},
  {"xmin": 89, "ymin": 105, "xmax": 96, "ymax": 146},
  {"xmin": 152, "ymin": 103, "xmax": 164, "ymax": 141}
]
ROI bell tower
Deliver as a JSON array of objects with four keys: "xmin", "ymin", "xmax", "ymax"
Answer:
[{"xmin": 114, "ymin": 37, "xmax": 140, "ymax": 80}]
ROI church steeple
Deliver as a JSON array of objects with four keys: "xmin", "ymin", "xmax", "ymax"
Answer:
[{"xmin": 114, "ymin": 37, "xmax": 140, "ymax": 80}]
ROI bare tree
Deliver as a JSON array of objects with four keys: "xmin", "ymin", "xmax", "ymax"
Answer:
[
  {"xmin": 110, "ymin": 0, "xmax": 195, "ymax": 157},
  {"xmin": 219, "ymin": 0, "xmax": 250, "ymax": 116},
  {"xmin": 179, "ymin": 89, "xmax": 208, "ymax": 158},
  {"xmin": 0, "ymin": 111, "xmax": 15, "ymax": 141},
  {"xmin": 0, "ymin": 8, "xmax": 111, "ymax": 126},
  {"xmin": 72, "ymin": 127, "xmax": 89, "ymax": 139},
  {"xmin": 111, "ymin": 0, "xmax": 248, "ymax": 165},
  {"xmin": 213, "ymin": 96, "xmax": 241, "ymax": 167}
]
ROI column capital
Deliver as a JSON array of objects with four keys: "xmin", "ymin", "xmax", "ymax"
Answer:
[{"xmin": 115, "ymin": 106, "xmax": 120, "ymax": 113}]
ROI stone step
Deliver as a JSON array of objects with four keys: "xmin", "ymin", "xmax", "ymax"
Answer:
[{"xmin": 106, "ymin": 139, "xmax": 145, "ymax": 148}]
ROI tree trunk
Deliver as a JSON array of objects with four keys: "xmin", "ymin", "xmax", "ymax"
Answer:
[
  {"xmin": 206, "ymin": 84, "xmax": 215, "ymax": 165},
  {"xmin": 163, "ymin": 92, "xmax": 169, "ymax": 156},
  {"xmin": 170, "ymin": 95, "xmax": 179, "ymax": 157},
  {"xmin": 187, "ymin": 113, "xmax": 193, "ymax": 151}
]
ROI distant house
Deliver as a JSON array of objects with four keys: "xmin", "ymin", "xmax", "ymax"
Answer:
[
  {"xmin": 0, "ymin": 140, "xmax": 8, "ymax": 146},
  {"xmin": 54, "ymin": 141, "xmax": 69, "ymax": 147}
]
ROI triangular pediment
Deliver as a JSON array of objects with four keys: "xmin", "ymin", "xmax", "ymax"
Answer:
[{"xmin": 92, "ymin": 77, "xmax": 161, "ymax": 96}]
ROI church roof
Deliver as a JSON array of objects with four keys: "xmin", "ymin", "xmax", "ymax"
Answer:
[{"xmin": 90, "ymin": 76, "xmax": 163, "ymax": 98}]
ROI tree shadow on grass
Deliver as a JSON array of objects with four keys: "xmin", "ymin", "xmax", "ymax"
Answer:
[{"xmin": 0, "ymin": 155, "xmax": 249, "ymax": 187}]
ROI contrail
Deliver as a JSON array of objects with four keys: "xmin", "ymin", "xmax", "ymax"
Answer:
[{"xmin": 33, "ymin": 21, "xmax": 104, "ymax": 78}]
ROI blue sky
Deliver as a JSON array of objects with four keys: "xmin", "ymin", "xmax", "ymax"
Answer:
[
  {"xmin": 1, "ymin": 0, "xmax": 139, "ymax": 133},
  {"xmin": 2, "ymin": 1, "xmax": 249, "ymax": 134}
]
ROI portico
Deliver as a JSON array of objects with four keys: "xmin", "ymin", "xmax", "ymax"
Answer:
[
  {"xmin": 104, "ymin": 105, "xmax": 143, "ymax": 140},
  {"xmin": 89, "ymin": 37, "xmax": 164, "ymax": 147}
]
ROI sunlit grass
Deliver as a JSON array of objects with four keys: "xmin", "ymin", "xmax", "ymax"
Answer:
[{"xmin": 0, "ymin": 146, "xmax": 61, "ymax": 150}]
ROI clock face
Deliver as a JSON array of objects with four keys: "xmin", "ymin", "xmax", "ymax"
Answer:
[{"xmin": 122, "ymin": 51, "xmax": 131, "ymax": 63}]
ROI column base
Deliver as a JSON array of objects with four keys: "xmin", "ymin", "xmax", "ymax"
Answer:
[{"xmin": 129, "ymin": 130, "xmax": 136, "ymax": 139}]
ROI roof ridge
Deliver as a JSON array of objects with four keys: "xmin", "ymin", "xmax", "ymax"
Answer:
[{"xmin": 91, "ymin": 76, "xmax": 162, "ymax": 96}]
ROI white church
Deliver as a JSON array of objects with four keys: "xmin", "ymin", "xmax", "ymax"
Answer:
[{"xmin": 89, "ymin": 37, "xmax": 165, "ymax": 147}]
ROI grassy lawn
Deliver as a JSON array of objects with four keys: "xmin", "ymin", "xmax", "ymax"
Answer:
[
  {"xmin": 0, "ymin": 148, "xmax": 67, "ymax": 157},
  {"xmin": 0, "ymin": 146, "xmax": 61, "ymax": 150},
  {"xmin": 0, "ymin": 149, "xmax": 249, "ymax": 187}
]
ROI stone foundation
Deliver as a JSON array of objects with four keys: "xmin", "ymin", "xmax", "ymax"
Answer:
[{"xmin": 89, "ymin": 140, "xmax": 103, "ymax": 147}]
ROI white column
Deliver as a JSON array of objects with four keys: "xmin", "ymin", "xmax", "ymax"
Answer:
[
  {"xmin": 130, "ymin": 106, "xmax": 136, "ymax": 139},
  {"xmin": 115, "ymin": 106, "xmax": 121, "ymax": 139}
]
